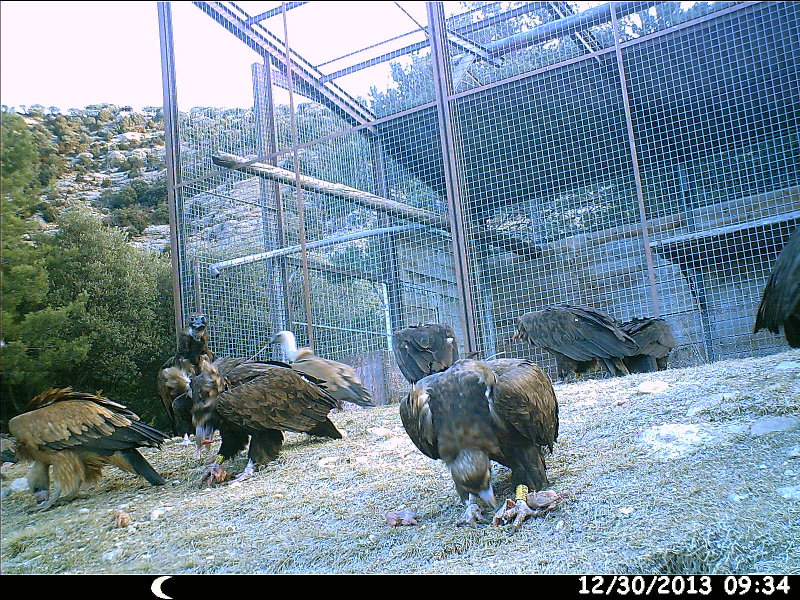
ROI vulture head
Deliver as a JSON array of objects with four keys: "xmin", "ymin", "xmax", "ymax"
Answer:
[
  {"xmin": 190, "ymin": 358, "xmax": 227, "ymax": 447},
  {"xmin": 271, "ymin": 330, "xmax": 300, "ymax": 361},
  {"xmin": 449, "ymin": 448, "xmax": 496, "ymax": 508}
]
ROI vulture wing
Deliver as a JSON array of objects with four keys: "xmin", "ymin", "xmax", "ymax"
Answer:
[
  {"xmin": 9, "ymin": 388, "xmax": 167, "ymax": 456},
  {"xmin": 755, "ymin": 227, "xmax": 800, "ymax": 347},
  {"xmin": 290, "ymin": 349, "xmax": 374, "ymax": 407},
  {"xmin": 517, "ymin": 305, "xmax": 638, "ymax": 362},
  {"xmin": 213, "ymin": 365, "xmax": 341, "ymax": 436},
  {"xmin": 392, "ymin": 323, "xmax": 459, "ymax": 384},
  {"xmin": 399, "ymin": 379, "xmax": 439, "ymax": 460},
  {"xmin": 620, "ymin": 317, "xmax": 676, "ymax": 358},
  {"xmin": 489, "ymin": 360, "xmax": 559, "ymax": 452}
]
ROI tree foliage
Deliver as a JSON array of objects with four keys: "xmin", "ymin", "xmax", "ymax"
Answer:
[{"xmin": 1, "ymin": 111, "xmax": 175, "ymax": 430}]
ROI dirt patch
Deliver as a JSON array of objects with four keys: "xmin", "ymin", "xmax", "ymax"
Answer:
[{"xmin": 2, "ymin": 350, "xmax": 798, "ymax": 574}]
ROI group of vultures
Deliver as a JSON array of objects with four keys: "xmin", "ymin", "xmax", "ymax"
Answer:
[{"xmin": 4, "ymin": 227, "xmax": 799, "ymax": 530}]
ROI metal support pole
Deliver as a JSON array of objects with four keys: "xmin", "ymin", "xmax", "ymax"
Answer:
[
  {"xmin": 427, "ymin": 1, "xmax": 479, "ymax": 356},
  {"xmin": 611, "ymin": 2, "xmax": 662, "ymax": 318},
  {"xmin": 253, "ymin": 60, "xmax": 292, "ymax": 337},
  {"xmin": 158, "ymin": 1, "xmax": 185, "ymax": 337},
  {"xmin": 280, "ymin": 3, "xmax": 315, "ymax": 350},
  {"xmin": 369, "ymin": 136, "xmax": 404, "ymax": 332}
]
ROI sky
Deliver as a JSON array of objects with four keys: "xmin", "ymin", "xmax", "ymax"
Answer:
[{"xmin": 0, "ymin": 1, "xmax": 433, "ymax": 113}]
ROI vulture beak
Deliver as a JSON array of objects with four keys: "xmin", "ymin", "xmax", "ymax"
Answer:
[
  {"xmin": 195, "ymin": 424, "xmax": 215, "ymax": 446},
  {"xmin": 478, "ymin": 485, "xmax": 497, "ymax": 509}
]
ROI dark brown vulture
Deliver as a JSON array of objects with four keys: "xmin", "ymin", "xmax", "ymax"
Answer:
[
  {"xmin": 619, "ymin": 317, "xmax": 676, "ymax": 373},
  {"xmin": 7, "ymin": 388, "xmax": 168, "ymax": 510},
  {"xmin": 190, "ymin": 356, "xmax": 342, "ymax": 483},
  {"xmin": 272, "ymin": 330, "xmax": 374, "ymax": 407},
  {"xmin": 754, "ymin": 227, "xmax": 800, "ymax": 348},
  {"xmin": 392, "ymin": 323, "xmax": 459, "ymax": 384},
  {"xmin": 157, "ymin": 313, "xmax": 216, "ymax": 443},
  {"xmin": 400, "ymin": 358, "xmax": 558, "ymax": 529},
  {"xmin": 515, "ymin": 304, "xmax": 638, "ymax": 380}
]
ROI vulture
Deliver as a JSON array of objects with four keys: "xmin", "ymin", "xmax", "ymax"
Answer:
[
  {"xmin": 190, "ymin": 356, "xmax": 342, "ymax": 483},
  {"xmin": 271, "ymin": 330, "xmax": 374, "ymax": 408},
  {"xmin": 157, "ymin": 313, "xmax": 216, "ymax": 443},
  {"xmin": 7, "ymin": 388, "xmax": 168, "ymax": 510},
  {"xmin": 392, "ymin": 323, "xmax": 459, "ymax": 384},
  {"xmin": 515, "ymin": 304, "xmax": 638, "ymax": 380},
  {"xmin": 400, "ymin": 358, "xmax": 559, "ymax": 529},
  {"xmin": 754, "ymin": 227, "xmax": 800, "ymax": 348},
  {"xmin": 619, "ymin": 317, "xmax": 676, "ymax": 373}
]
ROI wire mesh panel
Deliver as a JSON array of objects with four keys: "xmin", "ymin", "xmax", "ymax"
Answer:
[{"xmin": 161, "ymin": 1, "xmax": 799, "ymax": 395}]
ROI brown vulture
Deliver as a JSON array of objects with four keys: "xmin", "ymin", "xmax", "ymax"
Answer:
[
  {"xmin": 400, "ymin": 358, "xmax": 559, "ymax": 529},
  {"xmin": 7, "ymin": 388, "xmax": 168, "ymax": 510},
  {"xmin": 392, "ymin": 323, "xmax": 459, "ymax": 384},
  {"xmin": 754, "ymin": 226, "xmax": 800, "ymax": 348},
  {"xmin": 272, "ymin": 330, "xmax": 374, "ymax": 407},
  {"xmin": 190, "ymin": 356, "xmax": 342, "ymax": 483},
  {"xmin": 619, "ymin": 317, "xmax": 676, "ymax": 373},
  {"xmin": 157, "ymin": 313, "xmax": 216, "ymax": 443},
  {"xmin": 515, "ymin": 304, "xmax": 638, "ymax": 380}
]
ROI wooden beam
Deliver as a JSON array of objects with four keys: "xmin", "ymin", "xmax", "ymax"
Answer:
[{"xmin": 212, "ymin": 152, "xmax": 448, "ymax": 228}]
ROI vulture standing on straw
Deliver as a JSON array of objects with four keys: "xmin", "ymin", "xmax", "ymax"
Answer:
[
  {"xmin": 272, "ymin": 331, "xmax": 374, "ymax": 407},
  {"xmin": 515, "ymin": 304, "xmax": 638, "ymax": 380},
  {"xmin": 754, "ymin": 227, "xmax": 800, "ymax": 348},
  {"xmin": 8, "ymin": 388, "xmax": 168, "ymax": 510},
  {"xmin": 191, "ymin": 356, "xmax": 342, "ymax": 484},
  {"xmin": 157, "ymin": 313, "xmax": 216, "ymax": 443},
  {"xmin": 620, "ymin": 317, "xmax": 676, "ymax": 373},
  {"xmin": 392, "ymin": 323, "xmax": 459, "ymax": 384},
  {"xmin": 400, "ymin": 358, "xmax": 558, "ymax": 530}
]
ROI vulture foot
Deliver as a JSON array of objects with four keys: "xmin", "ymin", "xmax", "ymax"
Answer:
[
  {"xmin": 32, "ymin": 485, "xmax": 60, "ymax": 511},
  {"xmin": 198, "ymin": 461, "xmax": 229, "ymax": 487},
  {"xmin": 492, "ymin": 498, "xmax": 537, "ymax": 531},
  {"xmin": 493, "ymin": 488, "xmax": 564, "ymax": 531},
  {"xmin": 456, "ymin": 501, "xmax": 489, "ymax": 528},
  {"xmin": 232, "ymin": 460, "xmax": 255, "ymax": 483}
]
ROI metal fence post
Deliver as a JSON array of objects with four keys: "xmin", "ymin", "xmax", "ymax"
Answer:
[{"xmin": 427, "ymin": 1, "xmax": 479, "ymax": 355}]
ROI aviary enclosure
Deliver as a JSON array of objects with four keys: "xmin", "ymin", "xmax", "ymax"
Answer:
[{"xmin": 158, "ymin": 1, "xmax": 799, "ymax": 403}]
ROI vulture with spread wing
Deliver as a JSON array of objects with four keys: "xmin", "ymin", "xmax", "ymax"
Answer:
[
  {"xmin": 191, "ymin": 356, "xmax": 342, "ymax": 483},
  {"xmin": 8, "ymin": 388, "xmax": 168, "ymax": 510},
  {"xmin": 392, "ymin": 323, "xmax": 459, "ymax": 384},
  {"xmin": 272, "ymin": 331, "xmax": 374, "ymax": 407},
  {"xmin": 515, "ymin": 304, "xmax": 638, "ymax": 380},
  {"xmin": 754, "ymin": 227, "xmax": 800, "ymax": 348},
  {"xmin": 619, "ymin": 317, "xmax": 676, "ymax": 373},
  {"xmin": 400, "ymin": 358, "xmax": 558, "ymax": 529},
  {"xmin": 157, "ymin": 313, "xmax": 216, "ymax": 441}
]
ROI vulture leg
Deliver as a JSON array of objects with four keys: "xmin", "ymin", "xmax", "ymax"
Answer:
[
  {"xmin": 455, "ymin": 494, "xmax": 490, "ymax": 528},
  {"xmin": 493, "ymin": 447, "xmax": 550, "ymax": 531}
]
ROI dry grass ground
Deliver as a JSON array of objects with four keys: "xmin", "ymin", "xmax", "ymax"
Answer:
[{"xmin": 1, "ymin": 349, "xmax": 799, "ymax": 574}]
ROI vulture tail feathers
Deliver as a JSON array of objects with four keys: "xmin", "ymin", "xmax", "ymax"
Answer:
[
  {"xmin": 117, "ymin": 449, "xmax": 166, "ymax": 486},
  {"xmin": 308, "ymin": 419, "xmax": 343, "ymax": 439}
]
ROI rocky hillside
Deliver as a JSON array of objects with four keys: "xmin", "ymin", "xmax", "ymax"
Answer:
[{"xmin": 11, "ymin": 104, "xmax": 171, "ymax": 253}]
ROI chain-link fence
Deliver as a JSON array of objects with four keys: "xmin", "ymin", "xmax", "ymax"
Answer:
[{"xmin": 159, "ymin": 1, "xmax": 799, "ymax": 401}]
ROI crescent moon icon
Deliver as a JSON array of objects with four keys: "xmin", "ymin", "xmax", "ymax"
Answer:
[{"xmin": 151, "ymin": 576, "xmax": 173, "ymax": 600}]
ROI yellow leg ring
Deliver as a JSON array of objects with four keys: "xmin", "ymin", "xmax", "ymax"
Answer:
[{"xmin": 515, "ymin": 485, "xmax": 529, "ymax": 500}]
